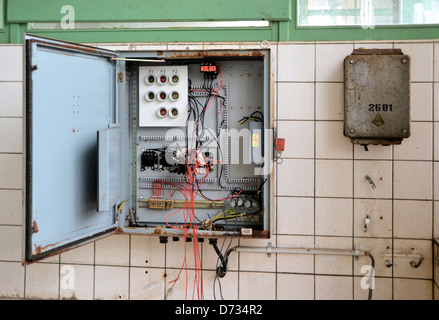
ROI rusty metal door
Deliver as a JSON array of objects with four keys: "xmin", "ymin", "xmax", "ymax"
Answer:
[{"xmin": 24, "ymin": 34, "xmax": 120, "ymax": 262}]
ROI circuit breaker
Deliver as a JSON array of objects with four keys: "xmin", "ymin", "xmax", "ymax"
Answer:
[
  {"xmin": 23, "ymin": 34, "xmax": 273, "ymax": 262},
  {"xmin": 344, "ymin": 49, "xmax": 411, "ymax": 147}
]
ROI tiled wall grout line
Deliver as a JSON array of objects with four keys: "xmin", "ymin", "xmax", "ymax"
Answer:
[{"xmin": 313, "ymin": 42, "xmax": 317, "ymax": 300}]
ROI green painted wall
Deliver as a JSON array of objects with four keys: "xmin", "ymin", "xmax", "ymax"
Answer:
[{"xmin": 0, "ymin": 0, "xmax": 438, "ymax": 44}]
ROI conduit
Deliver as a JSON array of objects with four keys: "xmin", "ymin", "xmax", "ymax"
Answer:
[
  {"xmin": 231, "ymin": 245, "xmax": 369, "ymax": 257},
  {"xmin": 210, "ymin": 240, "xmax": 375, "ymax": 300}
]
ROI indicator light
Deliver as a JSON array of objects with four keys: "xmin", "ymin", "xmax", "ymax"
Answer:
[
  {"xmin": 145, "ymin": 75, "xmax": 156, "ymax": 85},
  {"xmin": 159, "ymin": 75, "xmax": 167, "ymax": 84},
  {"xmin": 169, "ymin": 108, "xmax": 179, "ymax": 118},
  {"xmin": 145, "ymin": 91, "xmax": 156, "ymax": 101},
  {"xmin": 171, "ymin": 75, "xmax": 180, "ymax": 84},
  {"xmin": 157, "ymin": 108, "xmax": 168, "ymax": 118},
  {"xmin": 158, "ymin": 91, "xmax": 167, "ymax": 101},
  {"xmin": 170, "ymin": 91, "xmax": 179, "ymax": 101}
]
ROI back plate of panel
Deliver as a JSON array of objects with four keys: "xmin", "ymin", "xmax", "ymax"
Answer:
[{"xmin": 134, "ymin": 59, "xmax": 266, "ymax": 228}]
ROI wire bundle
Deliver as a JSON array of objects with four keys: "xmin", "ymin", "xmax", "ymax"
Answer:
[{"xmin": 163, "ymin": 65, "xmax": 225, "ymax": 300}]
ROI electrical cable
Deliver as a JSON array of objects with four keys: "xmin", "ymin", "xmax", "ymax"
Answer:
[{"xmin": 367, "ymin": 252, "xmax": 375, "ymax": 301}]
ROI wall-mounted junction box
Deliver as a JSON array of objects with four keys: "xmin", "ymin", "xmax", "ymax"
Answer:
[
  {"xmin": 23, "ymin": 34, "xmax": 273, "ymax": 262},
  {"xmin": 344, "ymin": 49, "xmax": 411, "ymax": 147}
]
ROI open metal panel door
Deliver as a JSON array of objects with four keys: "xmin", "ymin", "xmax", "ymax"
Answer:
[{"xmin": 24, "ymin": 34, "xmax": 122, "ymax": 262}]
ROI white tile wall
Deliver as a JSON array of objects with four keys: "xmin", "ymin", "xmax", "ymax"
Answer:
[
  {"xmin": 1, "ymin": 41, "xmax": 439, "ymax": 300},
  {"xmin": 395, "ymin": 43, "xmax": 433, "ymax": 82},
  {"xmin": 277, "ymin": 83, "xmax": 314, "ymax": 120},
  {"xmin": 315, "ymin": 83, "xmax": 344, "ymax": 120},
  {"xmin": 315, "ymin": 43, "xmax": 354, "ymax": 82}
]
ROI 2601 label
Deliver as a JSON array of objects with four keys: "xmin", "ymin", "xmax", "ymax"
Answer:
[{"xmin": 369, "ymin": 104, "xmax": 393, "ymax": 112}]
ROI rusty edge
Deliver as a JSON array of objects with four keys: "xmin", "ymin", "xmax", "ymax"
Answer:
[
  {"xmin": 115, "ymin": 226, "xmax": 270, "ymax": 240},
  {"xmin": 157, "ymin": 49, "xmax": 266, "ymax": 60},
  {"xmin": 29, "ymin": 38, "xmax": 118, "ymax": 59}
]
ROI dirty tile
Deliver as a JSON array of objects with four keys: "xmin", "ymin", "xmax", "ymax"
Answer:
[
  {"xmin": 353, "ymin": 276, "xmax": 392, "ymax": 300},
  {"xmin": 435, "ymin": 83, "xmax": 439, "ymax": 121},
  {"xmin": 278, "ymin": 44, "xmax": 315, "ymax": 82},
  {"xmin": 130, "ymin": 235, "xmax": 165, "ymax": 268},
  {"xmin": 129, "ymin": 267, "xmax": 165, "ymax": 300},
  {"xmin": 239, "ymin": 239, "xmax": 276, "ymax": 272},
  {"xmin": 201, "ymin": 270, "xmax": 239, "ymax": 300},
  {"xmin": 394, "ymin": 200, "xmax": 432, "ymax": 239},
  {"xmin": 0, "ymin": 225, "xmax": 22, "ymax": 261},
  {"xmin": 315, "ymin": 160, "xmax": 353, "ymax": 198},
  {"xmin": 0, "ymin": 189, "xmax": 22, "ymax": 225},
  {"xmin": 394, "ymin": 122, "xmax": 433, "ymax": 161},
  {"xmin": 95, "ymin": 234, "xmax": 130, "ymax": 266},
  {"xmin": 94, "ymin": 266, "xmax": 129, "ymax": 300},
  {"xmin": 277, "ymin": 197, "xmax": 314, "ymax": 235},
  {"xmin": 395, "ymin": 42, "xmax": 433, "ymax": 82},
  {"xmin": 0, "ymin": 82, "xmax": 23, "ymax": 117},
  {"xmin": 394, "ymin": 161, "xmax": 432, "ymax": 200},
  {"xmin": 238, "ymin": 272, "xmax": 276, "ymax": 300},
  {"xmin": 315, "ymin": 275, "xmax": 353, "ymax": 300},
  {"xmin": 353, "ymin": 199, "xmax": 392, "ymax": 238},
  {"xmin": 315, "ymin": 237, "xmax": 353, "ymax": 276},
  {"xmin": 315, "ymin": 83, "xmax": 344, "ymax": 120},
  {"xmin": 276, "ymin": 235, "xmax": 314, "ymax": 274},
  {"xmin": 165, "ymin": 238, "xmax": 201, "ymax": 269},
  {"xmin": 435, "ymin": 43, "xmax": 439, "ymax": 82},
  {"xmin": 394, "ymin": 278, "xmax": 432, "ymax": 300},
  {"xmin": 60, "ymin": 264, "xmax": 94, "ymax": 300},
  {"xmin": 202, "ymin": 238, "xmax": 238, "ymax": 271},
  {"xmin": 277, "ymin": 274, "xmax": 314, "ymax": 300},
  {"xmin": 0, "ymin": 45, "xmax": 23, "ymax": 81},
  {"xmin": 354, "ymin": 144, "xmax": 393, "ymax": 160},
  {"xmin": 277, "ymin": 83, "xmax": 314, "ymax": 120},
  {"xmin": 277, "ymin": 121, "xmax": 314, "ymax": 158},
  {"xmin": 0, "ymin": 154, "xmax": 22, "ymax": 189},
  {"xmin": 25, "ymin": 263, "xmax": 59, "ymax": 299},
  {"xmin": 393, "ymin": 239, "xmax": 432, "ymax": 279},
  {"xmin": 316, "ymin": 43, "xmax": 354, "ymax": 82},
  {"xmin": 315, "ymin": 198, "xmax": 352, "ymax": 236},
  {"xmin": 60, "ymin": 242, "xmax": 95, "ymax": 265},
  {"xmin": 353, "ymin": 42, "xmax": 393, "ymax": 50},
  {"xmin": 0, "ymin": 261, "xmax": 25, "ymax": 299},
  {"xmin": 277, "ymin": 159, "xmax": 314, "ymax": 197},
  {"xmin": 410, "ymin": 83, "xmax": 433, "ymax": 121},
  {"xmin": 316, "ymin": 121, "xmax": 353, "ymax": 159},
  {"xmin": 353, "ymin": 238, "xmax": 393, "ymax": 278},
  {"xmin": 354, "ymin": 160, "xmax": 392, "ymax": 199},
  {"xmin": 0, "ymin": 118, "xmax": 22, "ymax": 153}
]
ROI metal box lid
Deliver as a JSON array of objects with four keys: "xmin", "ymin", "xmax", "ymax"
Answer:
[{"xmin": 344, "ymin": 49, "xmax": 410, "ymax": 146}]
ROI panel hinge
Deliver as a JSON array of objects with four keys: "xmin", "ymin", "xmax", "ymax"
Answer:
[{"xmin": 117, "ymin": 72, "xmax": 124, "ymax": 82}]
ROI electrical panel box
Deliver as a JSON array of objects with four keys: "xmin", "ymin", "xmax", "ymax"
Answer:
[
  {"xmin": 344, "ymin": 49, "xmax": 411, "ymax": 147},
  {"xmin": 23, "ymin": 34, "xmax": 273, "ymax": 262}
]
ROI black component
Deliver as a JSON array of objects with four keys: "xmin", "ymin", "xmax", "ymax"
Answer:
[
  {"xmin": 172, "ymin": 237, "xmax": 179, "ymax": 242},
  {"xmin": 200, "ymin": 61, "xmax": 219, "ymax": 79},
  {"xmin": 226, "ymin": 191, "xmax": 262, "ymax": 214},
  {"xmin": 159, "ymin": 236, "xmax": 168, "ymax": 244},
  {"xmin": 141, "ymin": 150, "xmax": 157, "ymax": 171},
  {"xmin": 168, "ymin": 164, "xmax": 187, "ymax": 175}
]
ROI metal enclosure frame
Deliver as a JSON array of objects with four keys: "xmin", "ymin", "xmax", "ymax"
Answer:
[{"xmin": 22, "ymin": 34, "xmax": 274, "ymax": 263}]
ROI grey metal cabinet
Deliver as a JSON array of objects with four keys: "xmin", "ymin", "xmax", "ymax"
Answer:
[{"xmin": 23, "ymin": 34, "xmax": 274, "ymax": 262}]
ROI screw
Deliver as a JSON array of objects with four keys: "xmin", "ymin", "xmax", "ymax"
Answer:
[
  {"xmin": 349, "ymin": 59, "xmax": 355, "ymax": 64},
  {"xmin": 349, "ymin": 128, "xmax": 355, "ymax": 134},
  {"xmin": 402, "ymin": 129, "xmax": 408, "ymax": 134},
  {"xmin": 402, "ymin": 58, "xmax": 408, "ymax": 64}
]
